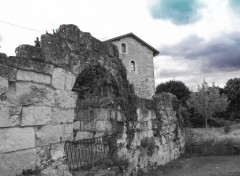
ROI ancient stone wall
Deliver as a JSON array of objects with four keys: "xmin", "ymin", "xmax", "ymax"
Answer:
[
  {"xmin": 116, "ymin": 94, "xmax": 185, "ymax": 175},
  {"xmin": 0, "ymin": 25, "xmax": 185, "ymax": 176},
  {"xmin": 0, "ymin": 24, "xmax": 121, "ymax": 176},
  {"xmin": 111, "ymin": 37, "xmax": 155, "ymax": 99}
]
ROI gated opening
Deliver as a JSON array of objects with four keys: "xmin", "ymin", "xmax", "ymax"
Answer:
[
  {"xmin": 66, "ymin": 65, "xmax": 121, "ymax": 170},
  {"xmin": 64, "ymin": 135, "xmax": 112, "ymax": 171}
]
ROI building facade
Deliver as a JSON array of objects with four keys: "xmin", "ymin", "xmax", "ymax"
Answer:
[{"xmin": 107, "ymin": 33, "xmax": 159, "ymax": 99}]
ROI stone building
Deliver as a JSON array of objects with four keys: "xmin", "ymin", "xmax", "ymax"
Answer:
[{"xmin": 107, "ymin": 33, "xmax": 159, "ymax": 99}]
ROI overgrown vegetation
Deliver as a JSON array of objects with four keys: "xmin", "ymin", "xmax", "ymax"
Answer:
[
  {"xmin": 187, "ymin": 80, "xmax": 229, "ymax": 128},
  {"xmin": 140, "ymin": 137, "xmax": 157, "ymax": 156},
  {"xmin": 73, "ymin": 62, "xmax": 138, "ymax": 150},
  {"xmin": 156, "ymin": 78, "xmax": 240, "ymax": 128}
]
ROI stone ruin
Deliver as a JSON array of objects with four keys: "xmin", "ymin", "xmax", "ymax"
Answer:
[{"xmin": 0, "ymin": 24, "xmax": 185, "ymax": 176}]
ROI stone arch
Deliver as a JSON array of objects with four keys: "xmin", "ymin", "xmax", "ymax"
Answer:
[
  {"xmin": 72, "ymin": 64, "xmax": 120, "ymax": 98},
  {"xmin": 71, "ymin": 64, "xmax": 124, "ymax": 138}
]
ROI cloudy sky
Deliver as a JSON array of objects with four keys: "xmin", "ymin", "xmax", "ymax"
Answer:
[{"xmin": 0, "ymin": 0, "xmax": 240, "ymax": 90}]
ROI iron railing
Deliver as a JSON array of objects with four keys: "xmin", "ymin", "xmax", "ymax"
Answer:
[{"xmin": 64, "ymin": 135, "xmax": 112, "ymax": 171}]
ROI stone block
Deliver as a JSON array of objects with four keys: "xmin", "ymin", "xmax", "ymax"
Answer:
[
  {"xmin": 65, "ymin": 71, "xmax": 76, "ymax": 90},
  {"xmin": 97, "ymin": 108, "xmax": 110, "ymax": 120},
  {"xmin": 75, "ymin": 131, "xmax": 94, "ymax": 141},
  {"xmin": 35, "ymin": 124, "xmax": 73, "ymax": 146},
  {"xmin": 1, "ymin": 56, "xmax": 54, "ymax": 75},
  {"xmin": 0, "ymin": 64, "xmax": 17, "ymax": 81},
  {"xmin": 95, "ymin": 121, "xmax": 112, "ymax": 132},
  {"xmin": 50, "ymin": 143, "xmax": 65, "ymax": 160},
  {"xmin": 16, "ymin": 69, "xmax": 51, "ymax": 85},
  {"xmin": 51, "ymin": 68, "xmax": 66, "ymax": 90},
  {"xmin": 9, "ymin": 105, "xmax": 22, "ymax": 115},
  {"xmin": 22, "ymin": 106, "xmax": 52, "ymax": 126},
  {"xmin": 147, "ymin": 130, "xmax": 154, "ymax": 137},
  {"xmin": 15, "ymin": 82, "xmax": 55, "ymax": 106},
  {"xmin": 41, "ymin": 34, "xmax": 71, "ymax": 68},
  {"xmin": 0, "ymin": 105, "xmax": 20, "ymax": 127},
  {"xmin": 147, "ymin": 121, "xmax": 153, "ymax": 130},
  {"xmin": 52, "ymin": 108, "xmax": 74, "ymax": 124},
  {"xmin": 73, "ymin": 121, "xmax": 80, "ymax": 130},
  {"xmin": 0, "ymin": 127, "xmax": 35, "ymax": 153},
  {"xmin": 0, "ymin": 76, "xmax": 8, "ymax": 96},
  {"xmin": 64, "ymin": 123, "xmax": 74, "ymax": 141},
  {"xmin": 55, "ymin": 90, "xmax": 77, "ymax": 108},
  {"xmin": 0, "ymin": 149, "xmax": 36, "ymax": 176}
]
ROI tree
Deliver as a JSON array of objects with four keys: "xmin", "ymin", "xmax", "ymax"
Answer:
[
  {"xmin": 156, "ymin": 80, "xmax": 190, "ymax": 104},
  {"xmin": 224, "ymin": 78, "xmax": 240, "ymax": 120},
  {"xmin": 187, "ymin": 80, "xmax": 229, "ymax": 128}
]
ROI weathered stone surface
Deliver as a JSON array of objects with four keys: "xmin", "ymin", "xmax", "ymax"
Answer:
[
  {"xmin": 15, "ymin": 82, "xmax": 55, "ymax": 106},
  {"xmin": 52, "ymin": 108, "xmax": 74, "ymax": 124},
  {"xmin": 41, "ymin": 163, "xmax": 72, "ymax": 176},
  {"xmin": 51, "ymin": 68, "xmax": 76, "ymax": 90},
  {"xmin": 9, "ymin": 105, "xmax": 22, "ymax": 115},
  {"xmin": 41, "ymin": 34, "xmax": 70, "ymax": 68},
  {"xmin": 0, "ymin": 76, "xmax": 8, "ymax": 96},
  {"xmin": 0, "ymin": 149, "xmax": 36, "ymax": 176},
  {"xmin": 65, "ymin": 71, "xmax": 76, "ymax": 90},
  {"xmin": 15, "ymin": 44, "xmax": 44, "ymax": 60},
  {"xmin": 92, "ymin": 37, "xmax": 107, "ymax": 54},
  {"xmin": 51, "ymin": 68, "xmax": 66, "ymax": 90},
  {"xmin": 35, "ymin": 125, "xmax": 62, "ymax": 146},
  {"xmin": 97, "ymin": 108, "xmax": 110, "ymax": 120},
  {"xmin": 55, "ymin": 90, "xmax": 77, "ymax": 108},
  {"xmin": 0, "ymin": 105, "xmax": 20, "ymax": 127},
  {"xmin": 0, "ymin": 127, "xmax": 35, "ymax": 153},
  {"xmin": 35, "ymin": 124, "xmax": 73, "ymax": 146},
  {"xmin": 36, "ymin": 145, "xmax": 51, "ymax": 169},
  {"xmin": 22, "ymin": 106, "xmax": 52, "ymax": 126},
  {"xmin": 79, "ymin": 32, "xmax": 92, "ymax": 50},
  {"xmin": 95, "ymin": 121, "xmax": 112, "ymax": 132},
  {"xmin": 16, "ymin": 69, "xmax": 51, "ymax": 85},
  {"xmin": 64, "ymin": 123, "xmax": 74, "ymax": 141},
  {"xmin": 75, "ymin": 131, "xmax": 93, "ymax": 141},
  {"xmin": 50, "ymin": 143, "xmax": 65, "ymax": 160},
  {"xmin": 0, "ymin": 56, "xmax": 54, "ymax": 75},
  {"xmin": 0, "ymin": 64, "xmax": 17, "ymax": 81},
  {"xmin": 73, "ymin": 121, "xmax": 80, "ymax": 130},
  {"xmin": 58, "ymin": 24, "xmax": 81, "ymax": 42}
]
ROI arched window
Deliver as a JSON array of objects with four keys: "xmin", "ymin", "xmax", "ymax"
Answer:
[
  {"xmin": 130, "ymin": 60, "xmax": 135, "ymax": 72},
  {"xmin": 121, "ymin": 43, "xmax": 126, "ymax": 53}
]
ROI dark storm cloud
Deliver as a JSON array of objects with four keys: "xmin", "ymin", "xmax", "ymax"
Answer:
[
  {"xmin": 160, "ymin": 33, "xmax": 240, "ymax": 72},
  {"xmin": 149, "ymin": 0, "xmax": 203, "ymax": 25},
  {"xmin": 156, "ymin": 68, "xmax": 190, "ymax": 78}
]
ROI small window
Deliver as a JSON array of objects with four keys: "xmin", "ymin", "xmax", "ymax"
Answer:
[
  {"xmin": 130, "ymin": 60, "xmax": 135, "ymax": 72},
  {"xmin": 121, "ymin": 43, "xmax": 126, "ymax": 53}
]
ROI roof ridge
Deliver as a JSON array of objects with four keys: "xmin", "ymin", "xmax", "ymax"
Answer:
[{"xmin": 105, "ymin": 33, "xmax": 160, "ymax": 57}]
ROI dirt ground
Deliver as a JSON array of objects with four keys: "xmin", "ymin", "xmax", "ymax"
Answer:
[{"xmin": 146, "ymin": 155, "xmax": 240, "ymax": 176}]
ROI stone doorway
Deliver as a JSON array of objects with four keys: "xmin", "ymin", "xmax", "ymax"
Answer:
[{"xmin": 72, "ymin": 65, "xmax": 121, "ymax": 140}]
